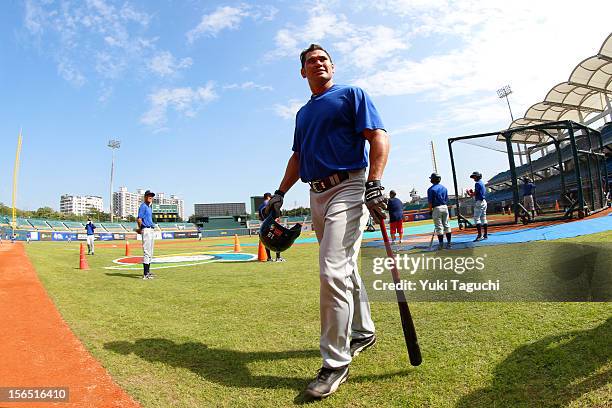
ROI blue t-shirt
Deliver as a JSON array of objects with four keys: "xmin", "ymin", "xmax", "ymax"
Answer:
[
  {"xmin": 258, "ymin": 200, "xmax": 269, "ymax": 221},
  {"xmin": 428, "ymin": 184, "xmax": 448, "ymax": 207},
  {"xmin": 292, "ymin": 84, "xmax": 385, "ymax": 182},
  {"xmin": 474, "ymin": 180, "xmax": 486, "ymax": 201},
  {"xmin": 85, "ymin": 222, "xmax": 96, "ymax": 235},
  {"xmin": 387, "ymin": 197, "xmax": 404, "ymax": 222},
  {"xmin": 523, "ymin": 182, "xmax": 535, "ymax": 196},
  {"xmin": 137, "ymin": 203, "xmax": 154, "ymax": 227}
]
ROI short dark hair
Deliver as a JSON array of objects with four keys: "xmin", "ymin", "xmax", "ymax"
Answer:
[
  {"xmin": 300, "ymin": 44, "xmax": 332, "ymax": 68},
  {"xmin": 264, "ymin": 192, "xmax": 272, "ymax": 199}
]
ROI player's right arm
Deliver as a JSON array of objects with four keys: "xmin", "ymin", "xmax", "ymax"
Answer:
[{"xmin": 278, "ymin": 151, "xmax": 300, "ymax": 193}]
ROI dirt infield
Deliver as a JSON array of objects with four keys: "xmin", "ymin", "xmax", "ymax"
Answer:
[{"xmin": 0, "ymin": 243, "xmax": 140, "ymax": 407}]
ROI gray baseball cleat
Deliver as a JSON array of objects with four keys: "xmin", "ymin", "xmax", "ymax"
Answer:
[
  {"xmin": 350, "ymin": 334, "xmax": 376, "ymax": 357},
  {"xmin": 305, "ymin": 365, "xmax": 349, "ymax": 399}
]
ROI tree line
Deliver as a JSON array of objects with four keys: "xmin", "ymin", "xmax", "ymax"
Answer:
[{"xmin": 0, "ymin": 203, "xmax": 137, "ymax": 223}]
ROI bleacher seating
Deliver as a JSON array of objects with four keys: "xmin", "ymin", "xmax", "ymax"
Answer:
[
  {"xmin": 100, "ymin": 222, "xmax": 127, "ymax": 232},
  {"xmin": 121, "ymin": 222, "xmax": 137, "ymax": 231},
  {"xmin": 28, "ymin": 219, "xmax": 51, "ymax": 230},
  {"xmin": 47, "ymin": 220, "xmax": 69, "ymax": 231},
  {"xmin": 176, "ymin": 222, "xmax": 198, "ymax": 231},
  {"xmin": 17, "ymin": 218, "xmax": 33, "ymax": 228},
  {"xmin": 158, "ymin": 222, "xmax": 178, "ymax": 230},
  {"xmin": 63, "ymin": 221, "xmax": 85, "ymax": 231}
]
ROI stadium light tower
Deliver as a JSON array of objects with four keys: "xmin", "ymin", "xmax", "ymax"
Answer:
[
  {"xmin": 108, "ymin": 140, "xmax": 120, "ymax": 222},
  {"xmin": 497, "ymin": 85, "xmax": 524, "ymax": 165}
]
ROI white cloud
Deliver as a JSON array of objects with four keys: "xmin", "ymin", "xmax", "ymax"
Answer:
[
  {"xmin": 187, "ymin": 4, "xmax": 278, "ymax": 43},
  {"xmin": 223, "ymin": 81, "xmax": 273, "ymax": 91},
  {"xmin": 352, "ymin": 0, "xmax": 611, "ymax": 128},
  {"xmin": 266, "ymin": 4, "xmax": 407, "ymax": 71},
  {"xmin": 57, "ymin": 58, "xmax": 86, "ymax": 87},
  {"xmin": 23, "ymin": 0, "xmax": 156, "ymax": 86},
  {"xmin": 148, "ymin": 51, "xmax": 193, "ymax": 77},
  {"xmin": 273, "ymin": 99, "xmax": 305, "ymax": 119},
  {"xmin": 141, "ymin": 83, "xmax": 218, "ymax": 127}
]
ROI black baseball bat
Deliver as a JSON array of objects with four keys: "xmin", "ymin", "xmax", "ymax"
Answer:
[{"xmin": 379, "ymin": 219, "xmax": 422, "ymax": 366}]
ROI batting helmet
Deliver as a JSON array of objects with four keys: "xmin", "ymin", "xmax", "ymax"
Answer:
[
  {"xmin": 259, "ymin": 212, "xmax": 302, "ymax": 252},
  {"xmin": 429, "ymin": 172, "xmax": 441, "ymax": 182},
  {"xmin": 470, "ymin": 171, "xmax": 482, "ymax": 179}
]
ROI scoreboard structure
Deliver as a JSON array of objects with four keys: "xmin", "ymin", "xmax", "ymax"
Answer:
[{"xmin": 152, "ymin": 204, "xmax": 180, "ymax": 223}]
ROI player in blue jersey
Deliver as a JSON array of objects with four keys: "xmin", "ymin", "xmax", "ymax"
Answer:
[
  {"xmin": 468, "ymin": 171, "xmax": 488, "ymax": 241},
  {"xmin": 522, "ymin": 177, "xmax": 536, "ymax": 219},
  {"xmin": 85, "ymin": 218, "xmax": 96, "ymax": 255},
  {"xmin": 265, "ymin": 44, "xmax": 389, "ymax": 398},
  {"xmin": 136, "ymin": 190, "xmax": 156, "ymax": 280},
  {"xmin": 427, "ymin": 173, "xmax": 452, "ymax": 249},
  {"xmin": 387, "ymin": 190, "xmax": 404, "ymax": 243}
]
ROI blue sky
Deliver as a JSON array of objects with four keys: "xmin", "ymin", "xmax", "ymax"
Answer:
[{"xmin": 0, "ymin": 0, "xmax": 610, "ymax": 216}]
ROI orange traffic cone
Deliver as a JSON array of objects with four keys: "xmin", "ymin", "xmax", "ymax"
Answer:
[
  {"xmin": 258, "ymin": 240, "xmax": 268, "ymax": 262},
  {"xmin": 125, "ymin": 240, "xmax": 130, "ymax": 256},
  {"xmin": 79, "ymin": 243, "xmax": 89, "ymax": 270},
  {"xmin": 555, "ymin": 200, "xmax": 560, "ymax": 211},
  {"xmin": 233, "ymin": 234, "xmax": 241, "ymax": 252}
]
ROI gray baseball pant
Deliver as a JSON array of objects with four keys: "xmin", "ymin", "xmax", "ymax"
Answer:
[
  {"xmin": 86, "ymin": 235, "xmax": 95, "ymax": 254},
  {"xmin": 310, "ymin": 169, "xmax": 376, "ymax": 369},
  {"xmin": 432, "ymin": 205, "xmax": 452, "ymax": 235},
  {"xmin": 142, "ymin": 228, "xmax": 155, "ymax": 264}
]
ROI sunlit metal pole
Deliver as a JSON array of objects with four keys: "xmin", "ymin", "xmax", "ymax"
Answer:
[
  {"xmin": 497, "ymin": 85, "xmax": 524, "ymax": 165},
  {"xmin": 108, "ymin": 140, "xmax": 120, "ymax": 222}
]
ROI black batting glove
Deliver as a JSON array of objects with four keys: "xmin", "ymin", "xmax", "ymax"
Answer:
[
  {"xmin": 365, "ymin": 180, "xmax": 387, "ymax": 224},
  {"xmin": 264, "ymin": 190, "xmax": 285, "ymax": 218}
]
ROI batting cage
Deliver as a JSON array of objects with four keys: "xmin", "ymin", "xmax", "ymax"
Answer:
[{"xmin": 448, "ymin": 120, "xmax": 609, "ymax": 229}]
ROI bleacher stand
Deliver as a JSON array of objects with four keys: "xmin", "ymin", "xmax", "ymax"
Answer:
[{"xmin": 100, "ymin": 223, "xmax": 127, "ymax": 232}]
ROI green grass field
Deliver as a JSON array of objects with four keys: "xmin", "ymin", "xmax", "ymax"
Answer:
[{"xmin": 25, "ymin": 232, "xmax": 612, "ymax": 407}]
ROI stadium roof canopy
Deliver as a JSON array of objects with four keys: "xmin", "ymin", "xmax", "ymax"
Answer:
[{"xmin": 504, "ymin": 33, "xmax": 612, "ymax": 144}]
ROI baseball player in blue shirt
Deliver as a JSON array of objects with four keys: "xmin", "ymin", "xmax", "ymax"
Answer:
[
  {"xmin": 468, "ymin": 171, "xmax": 488, "ymax": 241},
  {"xmin": 85, "ymin": 219, "xmax": 96, "ymax": 255},
  {"xmin": 136, "ymin": 190, "xmax": 156, "ymax": 280},
  {"xmin": 387, "ymin": 190, "xmax": 404, "ymax": 243},
  {"xmin": 265, "ymin": 44, "xmax": 389, "ymax": 398},
  {"xmin": 427, "ymin": 173, "xmax": 452, "ymax": 249}
]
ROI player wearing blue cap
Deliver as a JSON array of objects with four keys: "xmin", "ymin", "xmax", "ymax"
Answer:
[
  {"xmin": 387, "ymin": 190, "xmax": 404, "ymax": 243},
  {"xmin": 136, "ymin": 190, "xmax": 156, "ymax": 280},
  {"xmin": 427, "ymin": 173, "xmax": 452, "ymax": 249},
  {"xmin": 468, "ymin": 171, "xmax": 488, "ymax": 241},
  {"xmin": 265, "ymin": 44, "xmax": 389, "ymax": 399},
  {"xmin": 85, "ymin": 218, "xmax": 96, "ymax": 255}
]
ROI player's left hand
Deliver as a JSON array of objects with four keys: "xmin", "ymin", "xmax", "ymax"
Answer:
[{"xmin": 365, "ymin": 180, "xmax": 387, "ymax": 224}]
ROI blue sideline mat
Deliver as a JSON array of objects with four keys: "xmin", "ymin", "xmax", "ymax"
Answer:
[
  {"xmin": 363, "ymin": 215, "xmax": 612, "ymax": 251},
  {"xmin": 213, "ymin": 220, "xmax": 461, "ymax": 247}
]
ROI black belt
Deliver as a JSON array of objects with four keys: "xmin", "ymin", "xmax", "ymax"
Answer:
[{"xmin": 308, "ymin": 171, "xmax": 349, "ymax": 193}]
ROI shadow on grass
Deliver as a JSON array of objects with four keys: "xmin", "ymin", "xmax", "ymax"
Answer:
[
  {"xmin": 104, "ymin": 338, "xmax": 411, "ymax": 397},
  {"xmin": 104, "ymin": 272, "xmax": 142, "ymax": 279},
  {"xmin": 456, "ymin": 317, "xmax": 611, "ymax": 408}
]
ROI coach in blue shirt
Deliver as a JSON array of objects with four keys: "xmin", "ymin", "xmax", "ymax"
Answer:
[
  {"xmin": 469, "ymin": 171, "xmax": 488, "ymax": 241},
  {"xmin": 85, "ymin": 219, "xmax": 96, "ymax": 255},
  {"xmin": 264, "ymin": 44, "xmax": 388, "ymax": 398},
  {"xmin": 137, "ymin": 190, "xmax": 156, "ymax": 279},
  {"xmin": 427, "ymin": 173, "xmax": 452, "ymax": 249},
  {"xmin": 387, "ymin": 190, "xmax": 404, "ymax": 243}
]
